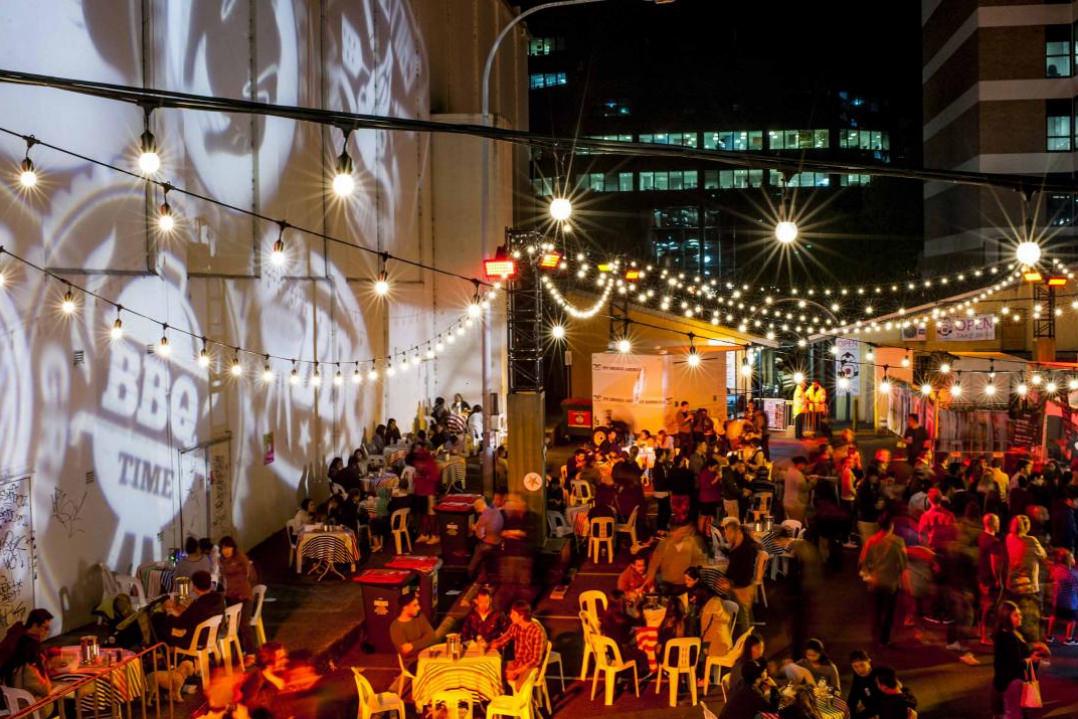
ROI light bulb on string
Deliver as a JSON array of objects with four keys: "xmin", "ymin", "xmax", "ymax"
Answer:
[
  {"xmin": 1016, "ymin": 240, "xmax": 1041, "ymax": 267},
  {"xmin": 1046, "ymin": 380, "xmax": 1058, "ymax": 394},
  {"xmin": 60, "ymin": 285, "xmax": 76, "ymax": 315},
  {"xmin": 271, "ymin": 221, "xmax": 288, "ymax": 267},
  {"xmin": 435, "ymin": 339, "xmax": 445, "ymax": 353},
  {"xmin": 262, "ymin": 358, "xmax": 275, "ymax": 383},
  {"xmin": 1031, "ymin": 373, "xmax": 1042, "ymax": 386},
  {"xmin": 829, "ymin": 345, "xmax": 839, "ymax": 356},
  {"xmin": 373, "ymin": 253, "xmax": 390, "ymax": 296},
  {"xmin": 950, "ymin": 382, "xmax": 962, "ymax": 397},
  {"xmin": 331, "ymin": 130, "xmax": 355, "ymax": 197},
  {"xmin": 865, "ymin": 347, "xmax": 875, "ymax": 361},
  {"xmin": 352, "ymin": 364, "xmax": 362, "ymax": 384},
  {"xmin": 367, "ymin": 366, "xmax": 378, "ymax": 382},
  {"xmin": 920, "ymin": 383, "xmax": 932, "ymax": 396},
  {"xmin": 1016, "ymin": 382, "xmax": 1028, "ymax": 397},
  {"xmin": 334, "ymin": 366, "xmax": 344, "ymax": 385},
  {"xmin": 1069, "ymin": 377, "xmax": 1078, "ymax": 391},
  {"xmin": 939, "ymin": 363, "xmax": 950, "ymax": 375},
  {"xmin": 311, "ymin": 363, "xmax": 322, "ymax": 387},
  {"xmin": 984, "ymin": 382, "xmax": 997, "ymax": 397},
  {"xmin": 18, "ymin": 157, "xmax": 37, "ymax": 189},
  {"xmin": 793, "ymin": 371, "xmax": 805, "ymax": 384},
  {"xmin": 901, "ymin": 355, "xmax": 911, "ymax": 368},
  {"xmin": 550, "ymin": 323, "xmax": 567, "ymax": 341},
  {"xmin": 879, "ymin": 378, "xmax": 892, "ymax": 394},
  {"xmin": 137, "ymin": 120, "xmax": 161, "ymax": 175},
  {"xmin": 230, "ymin": 354, "xmax": 243, "ymax": 377},
  {"xmin": 425, "ymin": 345, "xmax": 435, "ymax": 360},
  {"xmin": 400, "ymin": 356, "xmax": 410, "ymax": 371},
  {"xmin": 157, "ymin": 186, "xmax": 175, "ymax": 232},
  {"xmin": 198, "ymin": 340, "xmax": 211, "ymax": 368},
  {"xmin": 386, "ymin": 362, "xmax": 396, "ymax": 378},
  {"xmin": 446, "ymin": 332, "xmax": 456, "ymax": 344},
  {"xmin": 290, "ymin": 362, "xmax": 300, "ymax": 385},
  {"xmin": 774, "ymin": 220, "xmax": 798, "ymax": 244},
  {"xmin": 412, "ymin": 352, "xmax": 421, "ymax": 366},
  {"xmin": 616, "ymin": 338, "xmax": 632, "ymax": 354},
  {"xmin": 110, "ymin": 308, "xmax": 124, "ymax": 341},
  {"xmin": 156, "ymin": 326, "xmax": 171, "ymax": 357}
]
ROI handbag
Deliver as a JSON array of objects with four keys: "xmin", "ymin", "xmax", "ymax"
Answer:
[{"xmin": 1020, "ymin": 659, "xmax": 1042, "ymax": 709}]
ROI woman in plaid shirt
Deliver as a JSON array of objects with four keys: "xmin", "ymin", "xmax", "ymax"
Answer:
[{"xmin": 490, "ymin": 600, "xmax": 546, "ymax": 689}]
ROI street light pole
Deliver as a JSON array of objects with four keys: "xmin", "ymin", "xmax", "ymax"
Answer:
[{"xmin": 478, "ymin": 0, "xmax": 608, "ymax": 489}]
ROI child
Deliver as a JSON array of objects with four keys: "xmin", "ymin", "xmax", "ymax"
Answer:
[{"xmin": 1047, "ymin": 548, "xmax": 1078, "ymax": 645}]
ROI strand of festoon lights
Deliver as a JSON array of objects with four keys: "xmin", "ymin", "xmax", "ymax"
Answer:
[{"xmin": 0, "ymin": 245, "xmax": 498, "ymax": 386}]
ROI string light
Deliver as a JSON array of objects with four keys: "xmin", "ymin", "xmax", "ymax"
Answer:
[
  {"xmin": 1069, "ymin": 377, "xmax": 1078, "ymax": 391},
  {"xmin": 879, "ymin": 378, "xmax": 892, "ymax": 394},
  {"xmin": 1031, "ymin": 373, "xmax": 1042, "ymax": 386},
  {"xmin": 774, "ymin": 220, "xmax": 798, "ymax": 244},
  {"xmin": 17, "ymin": 137, "xmax": 37, "ymax": 188},
  {"xmin": 271, "ymin": 221, "xmax": 288, "ymax": 267},
  {"xmin": 137, "ymin": 114, "xmax": 161, "ymax": 175},
  {"xmin": 939, "ymin": 362, "xmax": 950, "ymax": 374},
  {"xmin": 549, "ymin": 197, "xmax": 572, "ymax": 222},
  {"xmin": 60, "ymin": 285, "xmax": 76, "ymax": 314},
  {"xmin": 367, "ymin": 366, "xmax": 378, "ymax": 382},
  {"xmin": 352, "ymin": 364, "xmax": 362, "ymax": 384},
  {"xmin": 900, "ymin": 355, "xmax": 910, "ymax": 368},
  {"xmin": 793, "ymin": 371, "xmax": 805, "ymax": 384},
  {"xmin": 109, "ymin": 308, "xmax": 124, "ymax": 341},
  {"xmin": 838, "ymin": 377, "xmax": 850, "ymax": 390},
  {"xmin": 686, "ymin": 334, "xmax": 700, "ymax": 368},
  {"xmin": 983, "ymin": 382, "xmax": 997, "ymax": 397},
  {"xmin": 310, "ymin": 363, "xmax": 322, "ymax": 387},
  {"xmin": 616, "ymin": 338, "xmax": 632, "ymax": 354},
  {"xmin": 950, "ymin": 381, "xmax": 962, "ymax": 397},
  {"xmin": 262, "ymin": 358, "xmax": 275, "ymax": 383},
  {"xmin": 550, "ymin": 323, "xmax": 566, "ymax": 341},
  {"xmin": 156, "ymin": 325, "xmax": 171, "ymax": 357},
  {"xmin": 1016, "ymin": 382, "xmax": 1028, "ymax": 397},
  {"xmin": 157, "ymin": 187, "xmax": 175, "ymax": 233},
  {"xmin": 1045, "ymin": 380, "xmax": 1058, "ymax": 394},
  {"xmin": 331, "ymin": 129, "xmax": 355, "ymax": 197},
  {"xmin": 230, "ymin": 354, "xmax": 243, "ymax": 377},
  {"xmin": 198, "ymin": 340, "xmax": 211, "ymax": 368},
  {"xmin": 334, "ymin": 366, "xmax": 344, "ymax": 385},
  {"xmin": 373, "ymin": 253, "xmax": 390, "ymax": 296},
  {"xmin": 290, "ymin": 362, "xmax": 300, "ymax": 385},
  {"xmin": 1016, "ymin": 240, "xmax": 1041, "ymax": 267},
  {"xmin": 920, "ymin": 383, "xmax": 932, "ymax": 396}
]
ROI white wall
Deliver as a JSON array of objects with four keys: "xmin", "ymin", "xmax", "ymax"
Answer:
[{"xmin": 0, "ymin": 0, "xmax": 513, "ymax": 633}]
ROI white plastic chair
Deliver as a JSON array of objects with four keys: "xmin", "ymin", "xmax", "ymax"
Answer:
[
  {"xmin": 749, "ymin": 492, "xmax": 774, "ymax": 523},
  {"xmin": 250, "ymin": 584, "xmax": 268, "ymax": 647},
  {"xmin": 703, "ymin": 628, "xmax": 753, "ymax": 699},
  {"xmin": 390, "ymin": 508, "xmax": 412, "ymax": 554},
  {"xmin": 395, "ymin": 652, "xmax": 417, "ymax": 697},
  {"xmin": 570, "ymin": 479, "xmax": 594, "ymax": 506},
  {"xmin": 285, "ymin": 524, "xmax": 299, "ymax": 568},
  {"xmin": 2, "ymin": 686, "xmax": 41, "ymax": 719},
  {"xmin": 589, "ymin": 635, "xmax": 640, "ymax": 706},
  {"xmin": 579, "ymin": 590, "xmax": 608, "ymax": 630},
  {"xmin": 547, "ymin": 512, "xmax": 573, "ymax": 539},
  {"xmin": 587, "ymin": 517, "xmax": 615, "ymax": 564},
  {"xmin": 578, "ymin": 610, "xmax": 602, "ymax": 681},
  {"xmin": 353, "ymin": 668, "xmax": 406, "ymax": 719},
  {"xmin": 218, "ymin": 603, "xmax": 244, "ymax": 673},
  {"xmin": 173, "ymin": 614, "xmax": 226, "ymax": 689},
  {"xmin": 722, "ymin": 599, "xmax": 740, "ymax": 637},
  {"xmin": 615, "ymin": 505, "xmax": 642, "ymax": 553},
  {"xmin": 486, "ymin": 669, "xmax": 537, "ymax": 719},
  {"xmin": 753, "ymin": 550, "xmax": 770, "ymax": 608},
  {"xmin": 655, "ymin": 637, "xmax": 701, "ymax": 707}
]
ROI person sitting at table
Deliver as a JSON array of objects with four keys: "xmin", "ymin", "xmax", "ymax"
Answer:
[
  {"xmin": 289, "ymin": 498, "xmax": 316, "ymax": 535},
  {"xmin": 460, "ymin": 587, "xmax": 509, "ymax": 645},
  {"xmin": 796, "ymin": 638, "xmax": 841, "ymax": 691},
  {"xmin": 153, "ymin": 570, "xmax": 225, "ymax": 648},
  {"xmin": 385, "ymin": 418, "xmax": 402, "ymax": 445},
  {"xmin": 872, "ymin": 665, "xmax": 918, "ymax": 719},
  {"xmin": 338, "ymin": 454, "xmax": 363, "ymax": 494},
  {"xmin": 370, "ymin": 424, "xmax": 387, "ymax": 455},
  {"xmin": 599, "ymin": 590, "xmax": 650, "ymax": 675},
  {"xmin": 219, "ymin": 537, "xmax": 258, "ymax": 653},
  {"xmin": 327, "ymin": 456, "xmax": 345, "ymax": 485},
  {"xmin": 546, "ymin": 474, "xmax": 569, "ymax": 516},
  {"xmin": 728, "ymin": 633, "xmax": 765, "ymax": 692},
  {"xmin": 683, "ymin": 566, "xmax": 715, "ymax": 635},
  {"xmin": 719, "ymin": 660, "xmax": 778, "ymax": 719},
  {"xmin": 431, "ymin": 396, "xmax": 449, "ymax": 424},
  {"xmin": 7, "ymin": 624, "xmax": 56, "ymax": 716},
  {"xmin": 390, "ymin": 594, "xmax": 437, "ymax": 661},
  {"xmin": 618, "ymin": 553, "xmax": 653, "ymax": 602},
  {"xmin": 0, "ymin": 608, "xmax": 52, "ymax": 685},
  {"xmin": 646, "ymin": 520, "xmax": 707, "ymax": 596},
  {"xmin": 847, "ymin": 649, "xmax": 881, "ymax": 719},
  {"xmin": 700, "ymin": 594, "xmax": 734, "ymax": 658},
  {"xmin": 176, "ymin": 536, "xmax": 213, "ymax": 581},
  {"xmin": 490, "ymin": 601, "xmax": 546, "ymax": 691}
]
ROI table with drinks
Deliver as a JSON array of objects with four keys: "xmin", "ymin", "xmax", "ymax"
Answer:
[
  {"xmin": 47, "ymin": 638, "xmax": 146, "ymax": 710},
  {"xmin": 412, "ymin": 636, "xmax": 503, "ymax": 710},
  {"xmin": 295, "ymin": 523, "xmax": 360, "ymax": 580}
]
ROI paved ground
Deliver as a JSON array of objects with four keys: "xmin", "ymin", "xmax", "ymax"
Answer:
[{"xmin": 73, "ymin": 429, "xmax": 1078, "ymax": 718}]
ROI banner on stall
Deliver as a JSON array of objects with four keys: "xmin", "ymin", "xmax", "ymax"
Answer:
[
  {"xmin": 936, "ymin": 315, "xmax": 995, "ymax": 342},
  {"xmin": 834, "ymin": 338, "xmax": 860, "ymax": 396}
]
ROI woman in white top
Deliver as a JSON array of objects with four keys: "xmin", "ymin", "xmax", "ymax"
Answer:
[
  {"xmin": 290, "ymin": 498, "xmax": 316, "ymax": 533},
  {"xmin": 466, "ymin": 404, "xmax": 484, "ymax": 453}
]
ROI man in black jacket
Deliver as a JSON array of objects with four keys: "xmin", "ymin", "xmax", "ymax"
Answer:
[
  {"xmin": 874, "ymin": 665, "xmax": 917, "ymax": 719},
  {"xmin": 153, "ymin": 571, "xmax": 225, "ymax": 647},
  {"xmin": 847, "ymin": 649, "xmax": 881, "ymax": 719},
  {"xmin": 719, "ymin": 660, "xmax": 777, "ymax": 719}
]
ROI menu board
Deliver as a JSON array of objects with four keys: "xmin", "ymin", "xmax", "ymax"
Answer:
[{"xmin": 1009, "ymin": 407, "xmax": 1042, "ymax": 450}]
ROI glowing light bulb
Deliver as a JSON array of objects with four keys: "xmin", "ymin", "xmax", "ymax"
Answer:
[
  {"xmin": 110, "ymin": 318, "xmax": 124, "ymax": 341},
  {"xmin": 774, "ymin": 220, "xmax": 798, "ymax": 244},
  {"xmin": 1046, "ymin": 381, "xmax": 1058, "ymax": 394},
  {"xmin": 311, "ymin": 369, "xmax": 322, "ymax": 387},
  {"xmin": 1016, "ymin": 383, "xmax": 1028, "ymax": 397},
  {"xmin": 373, "ymin": 271, "xmax": 390, "ymax": 296},
  {"xmin": 156, "ymin": 335, "xmax": 171, "ymax": 357},
  {"xmin": 687, "ymin": 350, "xmax": 701, "ymax": 368},
  {"xmin": 352, "ymin": 367, "xmax": 362, "ymax": 384},
  {"xmin": 901, "ymin": 356, "xmax": 910, "ymax": 368},
  {"xmin": 334, "ymin": 370, "xmax": 343, "ymax": 386},
  {"xmin": 157, "ymin": 202, "xmax": 175, "ymax": 232},
  {"xmin": 271, "ymin": 238, "xmax": 286, "ymax": 267},
  {"xmin": 865, "ymin": 349, "xmax": 875, "ymax": 361},
  {"xmin": 230, "ymin": 358, "xmax": 243, "ymax": 377},
  {"xmin": 1032, "ymin": 373, "xmax": 1042, "ymax": 386},
  {"xmin": 60, "ymin": 289, "xmax": 76, "ymax": 315},
  {"xmin": 367, "ymin": 368, "xmax": 378, "ymax": 382},
  {"xmin": 262, "ymin": 365, "xmax": 275, "ymax": 383},
  {"xmin": 549, "ymin": 197, "xmax": 572, "ymax": 222},
  {"xmin": 435, "ymin": 340, "xmax": 445, "ymax": 352},
  {"xmin": 332, "ymin": 149, "xmax": 355, "ymax": 197},
  {"xmin": 198, "ymin": 348, "xmax": 211, "ymax": 368},
  {"xmin": 1016, "ymin": 240, "xmax": 1041, "ymax": 267},
  {"xmin": 290, "ymin": 367, "xmax": 300, "ymax": 385},
  {"xmin": 793, "ymin": 372, "xmax": 805, "ymax": 384},
  {"xmin": 18, "ymin": 158, "xmax": 36, "ymax": 188},
  {"xmin": 984, "ymin": 382, "xmax": 997, "ymax": 397},
  {"xmin": 386, "ymin": 364, "xmax": 396, "ymax": 377},
  {"xmin": 616, "ymin": 338, "xmax": 632, "ymax": 354},
  {"xmin": 740, "ymin": 362, "xmax": 752, "ymax": 377},
  {"xmin": 879, "ymin": 379, "xmax": 892, "ymax": 394},
  {"xmin": 137, "ymin": 130, "xmax": 160, "ymax": 175},
  {"xmin": 938, "ymin": 363, "xmax": 950, "ymax": 374},
  {"xmin": 551, "ymin": 324, "xmax": 566, "ymax": 340},
  {"xmin": 920, "ymin": 383, "xmax": 932, "ymax": 396},
  {"xmin": 1069, "ymin": 377, "xmax": 1078, "ymax": 391},
  {"xmin": 950, "ymin": 383, "xmax": 962, "ymax": 397},
  {"xmin": 838, "ymin": 377, "xmax": 850, "ymax": 390},
  {"xmin": 467, "ymin": 302, "xmax": 482, "ymax": 318}
]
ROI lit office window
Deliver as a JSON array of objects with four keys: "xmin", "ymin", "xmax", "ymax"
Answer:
[
  {"xmin": 768, "ymin": 130, "xmax": 829, "ymax": 150},
  {"xmin": 639, "ymin": 132, "xmax": 698, "ymax": 148},
  {"xmin": 840, "ymin": 174, "xmax": 872, "ymax": 186},
  {"xmin": 619, "ymin": 172, "xmax": 634, "ymax": 192},
  {"xmin": 703, "ymin": 131, "xmax": 763, "ymax": 151},
  {"xmin": 770, "ymin": 171, "xmax": 830, "ymax": 187},
  {"xmin": 839, "ymin": 129, "xmax": 890, "ymax": 151},
  {"xmin": 528, "ymin": 37, "xmax": 565, "ymax": 56},
  {"xmin": 718, "ymin": 169, "xmax": 763, "ymax": 189},
  {"xmin": 638, "ymin": 170, "xmax": 696, "ymax": 190},
  {"xmin": 1046, "ymin": 28, "xmax": 1071, "ymax": 77},
  {"xmin": 529, "ymin": 72, "xmax": 567, "ymax": 90},
  {"xmin": 639, "ymin": 171, "xmax": 654, "ymax": 191},
  {"xmin": 1047, "ymin": 107, "xmax": 1072, "ymax": 151}
]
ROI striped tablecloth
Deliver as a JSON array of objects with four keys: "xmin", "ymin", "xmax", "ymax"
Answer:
[
  {"xmin": 633, "ymin": 605, "xmax": 667, "ymax": 673},
  {"xmin": 413, "ymin": 647, "xmax": 502, "ymax": 709},
  {"xmin": 52, "ymin": 647, "xmax": 146, "ymax": 711},
  {"xmin": 295, "ymin": 529, "xmax": 359, "ymax": 573},
  {"xmin": 567, "ymin": 504, "xmax": 590, "ymax": 537}
]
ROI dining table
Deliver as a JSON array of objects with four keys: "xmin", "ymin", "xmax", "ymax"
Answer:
[
  {"xmin": 295, "ymin": 524, "xmax": 360, "ymax": 580},
  {"xmin": 633, "ymin": 603, "xmax": 668, "ymax": 673},
  {"xmin": 49, "ymin": 645, "xmax": 146, "ymax": 711},
  {"xmin": 412, "ymin": 642, "xmax": 503, "ymax": 710}
]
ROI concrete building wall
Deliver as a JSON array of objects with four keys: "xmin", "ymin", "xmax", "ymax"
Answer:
[{"xmin": 0, "ymin": 0, "xmax": 525, "ymax": 633}]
